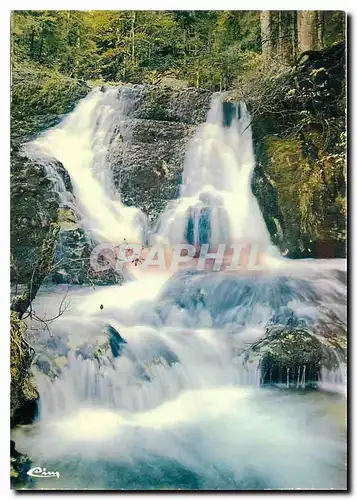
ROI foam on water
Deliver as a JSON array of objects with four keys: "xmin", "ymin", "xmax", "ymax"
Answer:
[{"xmin": 14, "ymin": 385, "xmax": 346, "ymax": 489}]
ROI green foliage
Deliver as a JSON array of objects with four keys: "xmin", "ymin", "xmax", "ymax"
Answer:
[
  {"xmin": 322, "ymin": 11, "xmax": 346, "ymax": 47},
  {"xmin": 11, "ymin": 58, "xmax": 88, "ymax": 138},
  {"xmin": 12, "ymin": 10, "xmax": 346, "ymax": 93},
  {"xmin": 11, "ymin": 10, "xmax": 265, "ymax": 91},
  {"xmin": 12, "ymin": 10, "xmax": 346, "ymax": 92},
  {"xmin": 11, "ymin": 11, "xmax": 95, "ymax": 77}
]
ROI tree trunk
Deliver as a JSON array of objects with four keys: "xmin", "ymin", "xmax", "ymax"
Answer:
[
  {"xmin": 131, "ymin": 11, "xmax": 136, "ymax": 65},
  {"xmin": 29, "ymin": 29, "xmax": 35, "ymax": 59},
  {"xmin": 317, "ymin": 11, "xmax": 324, "ymax": 49},
  {"xmin": 74, "ymin": 29, "xmax": 81, "ymax": 79},
  {"xmin": 291, "ymin": 11, "xmax": 298, "ymax": 60},
  {"xmin": 66, "ymin": 11, "xmax": 71, "ymax": 73},
  {"xmin": 261, "ymin": 10, "xmax": 272, "ymax": 59},
  {"xmin": 278, "ymin": 11, "xmax": 294, "ymax": 63},
  {"xmin": 38, "ymin": 24, "xmax": 45, "ymax": 62},
  {"xmin": 298, "ymin": 11, "xmax": 318, "ymax": 53}
]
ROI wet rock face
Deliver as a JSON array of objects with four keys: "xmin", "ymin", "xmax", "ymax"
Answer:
[
  {"xmin": 118, "ymin": 85, "xmax": 213, "ymax": 124},
  {"xmin": 257, "ymin": 327, "xmax": 323, "ymax": 386},
  {"xmin": 107, "ymin": 84, "xmax": 291, "ymax": 248},
  {"xmin": 10, "ymin": 147, "xmax": 73, "ymax": 286},
  {"xmin": 11, "ymin": 152, "xmax": 58, "ymax": 284},
  {"xmin": 110, "ymin": 85, "xmax": 212, "ymax": 224}
]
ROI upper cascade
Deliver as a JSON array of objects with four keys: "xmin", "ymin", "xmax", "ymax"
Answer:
[{"xmin": 152, "ymin": 93, "xmax": 279, "ymax": 257}]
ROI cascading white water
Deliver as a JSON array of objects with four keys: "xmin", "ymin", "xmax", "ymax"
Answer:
[
  {"xmin": 152, "ymin": 96, "xmax": 277, "ymax": 257},
  {"xmin": 24, "ymin": 88, "xmax": 146, "ymax": 244},
  {"xmin": 14, "ymin": 88, "xmax": 347, "ymax": 490}
]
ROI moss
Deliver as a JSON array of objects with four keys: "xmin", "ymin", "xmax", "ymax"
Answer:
[
  {"xmin": 57, "ymin": 207, "xmax": 77, "ymax": 230},
  {"xmin": 246, "ymin": 325, "xmax": 346, "ymax": 387},
  {"xmin": 266, "ymin": 137, "xmax": 305, "ymax": 255},
  {"xmin": 10, "ymin": 464, "xmax": 18, "ymax": 478},
  {"xmin": 11, "ymin": 60, "xmax": 89, "ymax": 142},
  {"xmin": 264, "ymin": 127, "xmax": 345, "ymax": 257},
  {"xmin": 257, "ymin": 327, "xmax": 322, "ymax": 367},
  {"xmin": 10, "ymin": 312, "xmax": 38, "ymax": 427}
]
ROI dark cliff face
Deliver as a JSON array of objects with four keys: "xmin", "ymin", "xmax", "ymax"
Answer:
[
  {"xmin": 244, "ymin": 42, "xmax": 346, "ymax": 258},
  {"xmin": 109, "ymin": 85, "xmax": 213, "ymax": 224}
]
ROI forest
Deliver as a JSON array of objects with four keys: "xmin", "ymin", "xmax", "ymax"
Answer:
[{"xmin": 12, "ymin": 10, "xmax": 345, "ymax": 90}]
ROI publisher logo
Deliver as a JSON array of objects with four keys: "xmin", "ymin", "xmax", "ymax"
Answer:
[{"xmin": 27, "ymin": 467, "xmax": 60, "ymax": 479}]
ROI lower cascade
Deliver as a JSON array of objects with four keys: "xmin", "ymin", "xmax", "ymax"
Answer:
[{"xmin": 14, "ymin": 88, "xmax": 346, "ymax": 490}]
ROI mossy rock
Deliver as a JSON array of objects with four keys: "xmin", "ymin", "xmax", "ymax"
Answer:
[
  {"xmin": 246, "ymin": 325, "xmax": 346, "ymax": 388},
  {"xmin": 11, "ymin": 61, "xmax": 90, "ymax": 143},
  {"xmin": 10, "ymin": 312, "xmax": 39, "ymax": 427},
  {"xmin": 263, "ymin": 132, "xmax": 346, "ymax": 257},
  {"xmin": 10, "ymin": 440, "xmax": 33, "ymax": 489},
  {"xmin": 235, "ymin": 42, "xmax": 346, "ymax": 258},
  {"xmin": 265, "ymin": 137, "xmax": 305, "ymax": 256}
]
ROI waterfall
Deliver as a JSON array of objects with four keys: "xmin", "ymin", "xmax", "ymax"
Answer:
[
  {"xmin": 152, "ymin": 96, "xmax": 278, "ymax": 258},
  {"xmin": 24, "ymin": 88, "xmax": 147, "ymax": 244},
  {"xmin": 14, "ymin": 87, "xmax": 347, "ymax": 490}
]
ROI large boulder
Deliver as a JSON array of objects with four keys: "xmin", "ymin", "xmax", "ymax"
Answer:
[{"xmin": 245, "ymin": 325, "xmax": 346, "ymax": 387}]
